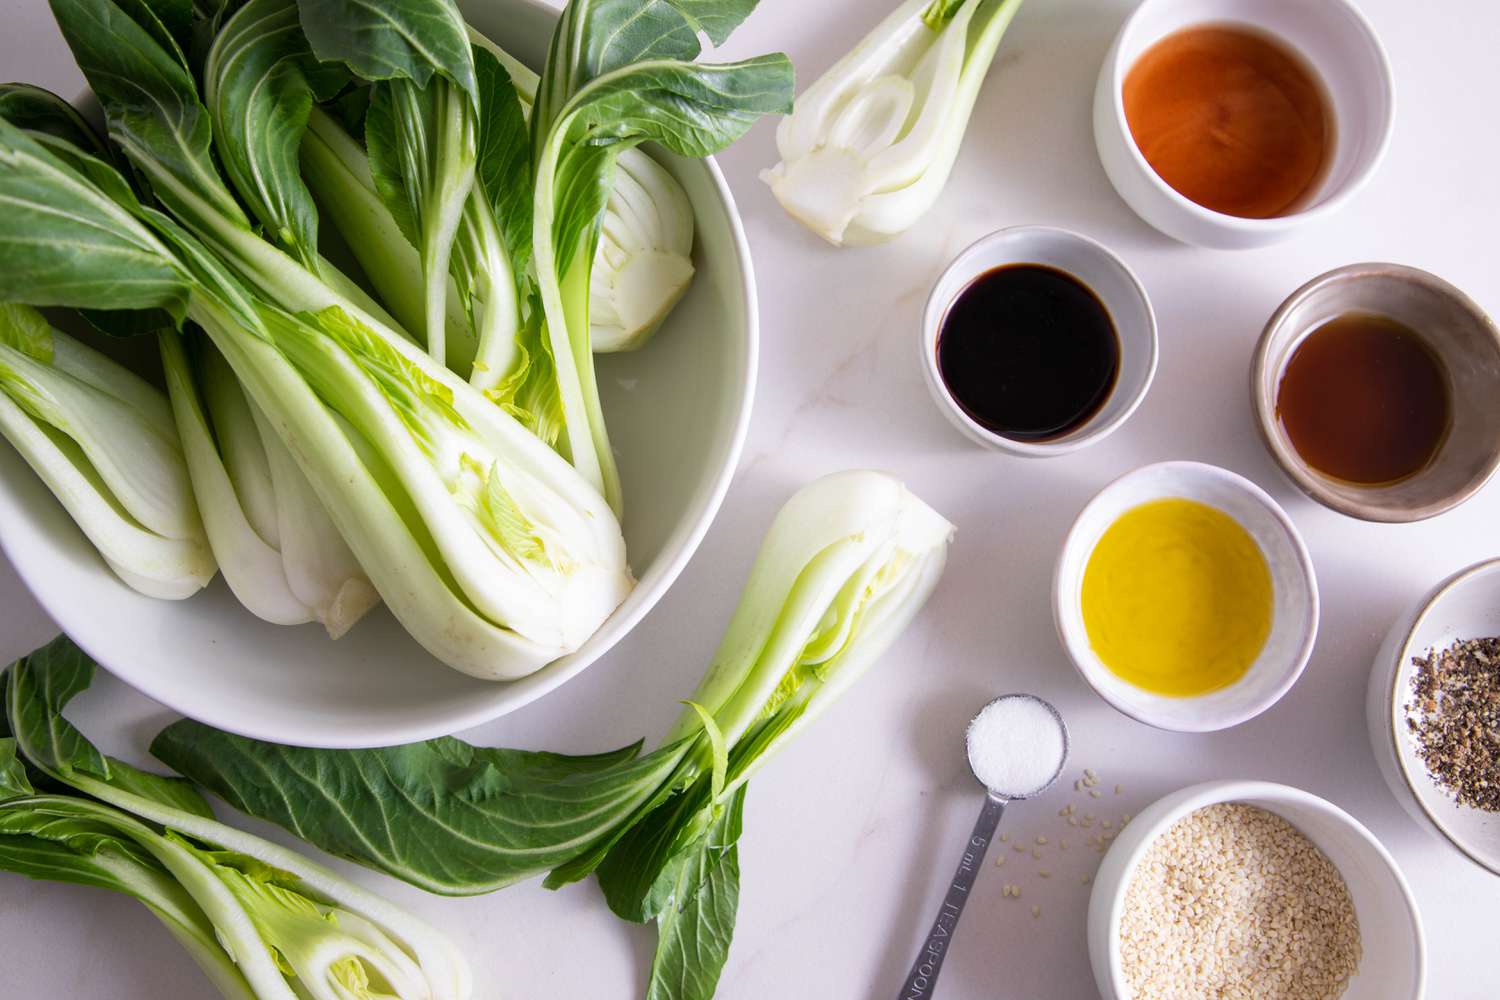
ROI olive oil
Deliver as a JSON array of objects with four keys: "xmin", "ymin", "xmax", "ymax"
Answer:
[
  {"xmin": 936, "ymin": 264, "xmax": 1119, "ymax": 441},
  {"xmin": 1082, "ymin": 498, "xmax": 1273, "ymax": 697}
]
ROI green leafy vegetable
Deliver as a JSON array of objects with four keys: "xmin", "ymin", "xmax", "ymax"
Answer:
[
  {"xmin": 531, "ymin": 43, "xmax": 793, "ymax": 511},
  {"xmin": 0, "ymin": 117, "xmax": 631, "ymax": 677},
  {"xmin": 0, "ymin": 304, "xmax": 214, "ymax": 598},
  {"xmin": 202, "ymin": 0, "xmax": 348, "ymax": 268},
  {"xmin": 151, "ymin": 470, "xmax": 953, "ymax": 1000},
  {"xmin": 1, "ymin": 636, "xmax": 474, "ymax": 1000}
]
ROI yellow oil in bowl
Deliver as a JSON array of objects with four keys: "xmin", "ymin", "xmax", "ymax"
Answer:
[{"xmin": 1081, "ymin": 498, "xmax": 1272, "ymax": 696}]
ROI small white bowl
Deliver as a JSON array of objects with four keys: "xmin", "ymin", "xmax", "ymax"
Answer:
[
  {"xmin": 1053, "ymin": 461, "xmax": 1318, "ymax": 731},
  {"xmin": 1366, "ymin": 558, "xmax": 1500, "ymax": 876},
  {"xmin": 1087, "ymin": 780, "xmax": 1425, "ymax": 1000},
  {"xmin": 919, "ymin": 226, "xmax": 1157, "ymax": 457},
  {"xmin": 1093, "ymin": 0, "xmax": 1395, "ymax": 249}
]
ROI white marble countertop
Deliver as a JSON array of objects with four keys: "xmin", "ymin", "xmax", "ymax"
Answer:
[{"xmin": 4, "ymin": 0, "xmax": 1499, "ymax": 996}]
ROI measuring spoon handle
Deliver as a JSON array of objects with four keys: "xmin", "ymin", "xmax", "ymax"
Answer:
[{"xmin": 897, "ymin": 794, "xmax": 1008, "ymax": 1000}]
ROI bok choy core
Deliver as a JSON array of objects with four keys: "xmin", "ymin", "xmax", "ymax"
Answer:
[
  {"xmin": 764, "ymin": 0, "xmax": 1026, "ymax": 246},
  {"xmin": 0, "ymin": 636, "xmax": 472, "ymax": 1000},
  {"xmin": 0, "ymin": 305, "xmax": 214, "ymax": 599},
  {"xmin": 153, "ymin": 470, "xmax": 954, "ymax": 1000}
]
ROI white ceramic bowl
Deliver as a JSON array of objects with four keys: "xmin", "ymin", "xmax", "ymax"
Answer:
[
  {"xmin": 1053, "ymin": 461, "xmax": 1318, "ymax": 731},
  {"xmin": 919, "ymin": 226, "xmax": 1157, "ymax": 456},
  {"xmin": 0, "ymin": 0, "xmax": 756, "ymax": 748},
  {"xmin": 1093, "ymin": 0, "xmax": 1395, "ymax": 249},
  {"xmin": 1087, "ymin": 780, "xmax": 1425, "ymax": 1000},
  {"xmin": 1366, "ymin": 558, "xmax": 1500, "ymax": 876}
]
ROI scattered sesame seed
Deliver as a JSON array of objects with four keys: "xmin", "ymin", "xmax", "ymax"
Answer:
[
  {"xmin": 1085, "ymin": 769, "xmax": 1097, "ymax": 780},
  {"xmin": 995, "ymin": 854, "xmax": 1006, "ymax": 867},
  {"xmin": 1102, "ymin": 820, "xmax": 1113, "ymax": 830},
  {"xmin": 1060, "ymin": 839, "xmax": 1069, "ymax": 850},
  {"xmin": 1038, "ymin": 870, "xmax": 1051, "ymax": 878},
  {"xmin": 1089, "ymin": 789, "xmax": 1102, "ymax": 798},
  {"xmin": 1013, "ymin": 845, "xmax": 1027, "ymax": 853},
  {"xmin": 1081, "ymin": 874, "xmax": 1091, "ymax": 885},
  {"xmin": 1115, "ymin": 784, "xmax": 1123, "ymax": 795},
  {"xmin": 1031, "ymin": 848, "xmax": 1042, "ymax": 860},
  {"xmin": 1036, "ymin": 836, "xmax": 1048, "ymax": 845},
  {"xmin": 999, "ymin": 832, "xmax": 1009, "ymax": 842},
  {"xmin": 1031, "ymin": 905, "xmax": 1041, "ymax": 919}
]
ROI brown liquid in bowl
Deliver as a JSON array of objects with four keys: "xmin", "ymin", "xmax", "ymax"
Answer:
[{"xmin": 1124, "ymin": 24, "xmax": 1332, "ymax": 219}]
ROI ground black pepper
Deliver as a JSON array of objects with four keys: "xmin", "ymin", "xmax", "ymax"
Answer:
[{"xmin": 1407, "ymin": 636, "xmax": 1500, "ymax": 811}]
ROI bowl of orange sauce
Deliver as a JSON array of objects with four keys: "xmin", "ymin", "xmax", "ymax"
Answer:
[{"xmin": 1092, "ymin": 0, "xmax": 1394, "ymax": 249}]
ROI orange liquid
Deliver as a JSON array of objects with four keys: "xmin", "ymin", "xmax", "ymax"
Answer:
[{"xmin": 1124, "ymin": 25, "xmax": 1332, "ymax": 219}]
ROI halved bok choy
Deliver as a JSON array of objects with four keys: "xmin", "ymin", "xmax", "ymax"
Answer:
[
  {"xmin": 152, "ymin": 470, "xmax": 955, "ymax": 1000},
  {"xmin": 763, "ymin": 0, "xmax": 1027, "ymax": 246},
  {"xmin": 0, "ymin": 304, "xmax": 214, "ymax": 598},
  {"xmin": 159, "ymin": 331, "xmax": 378, "ymax": 637},
  {"xmin": 1, "ymin": 636, "xmax": 472, "ymax": 1000},
  {"xmin": 0, "ymin": 117, "xmax": 631, "ymax": 679}
]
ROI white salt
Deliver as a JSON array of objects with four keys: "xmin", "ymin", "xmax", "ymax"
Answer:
[{"xmin": 965, "ymin": 696, "xmax": 1067, "ymax": 797}]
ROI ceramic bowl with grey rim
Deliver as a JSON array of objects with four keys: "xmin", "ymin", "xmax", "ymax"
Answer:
[
  {"xmin": 1251, "ymin": 263, "xmax": 1500, "ymax": 523},
  {"xmin": 1366, "ymin": 557, "xmax": 1500, "ymax": 876}
]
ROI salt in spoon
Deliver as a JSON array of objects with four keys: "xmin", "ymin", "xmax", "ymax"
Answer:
[{"xmin": 897, "ymin": 694, "xmax": 1070, "ymax": 999}]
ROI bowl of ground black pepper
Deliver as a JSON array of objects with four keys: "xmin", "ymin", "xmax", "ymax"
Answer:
[{"xmin": 1367, "ymin": 557, "xmax": 1500, "ymax": 875}]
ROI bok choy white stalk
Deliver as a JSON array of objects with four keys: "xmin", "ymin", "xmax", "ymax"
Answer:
[
  {"xmin": 0, "ymin": 637, "xmax": 472, "ymax": 1000},
  {"xmin": 159, "ymin": 331, "xmax": 378, "ymax": 637},
  {"xmin": 764, "ymin": 0, "xmax": 1026, "ymax": 246},
  {"xmin": 152, "ymin": 470, "xmax": 954, "ymax": 1000},
  {"xmin": 0, "ymin": 305, "xmax": 214, "ymax": 599},
  {"xmin": 0, "ymin": 116, "xmax": 631, "ymax": 679}
]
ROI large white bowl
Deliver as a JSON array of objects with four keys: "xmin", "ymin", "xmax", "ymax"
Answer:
[
  {"xmin": 0, "ymin": 0, "xmax": 757, "ymax": 748},
  {"xmin": 1053, "ymin": 461, "xmax": 1319, "ymax": 731},
  {"xmin": 1366, "ymin": 558, "xmax": 1500, "ymax": 876},
  {"xmin": 1087, "ymin": 780, "xmax": 1425, "ymax": 1000}
]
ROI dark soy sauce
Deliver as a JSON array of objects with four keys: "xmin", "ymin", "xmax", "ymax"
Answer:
[{"xmin": 936, "ymin": 264, "xmax": 1120, "ymax": 441}]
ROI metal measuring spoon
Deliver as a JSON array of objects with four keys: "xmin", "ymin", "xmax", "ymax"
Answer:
[{"xmin": 897, "ymin": 694, "xmax": 1070, "ymax": 999}]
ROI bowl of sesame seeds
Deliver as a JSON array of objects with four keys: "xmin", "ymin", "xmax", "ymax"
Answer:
[
  {"xmin": 1087, "ymin": 780, "xmax": 1424, "ymax": 1000},
  {"xmin": 1367, "ymin": 556, "xmax": 1500, "ymax": 876}
]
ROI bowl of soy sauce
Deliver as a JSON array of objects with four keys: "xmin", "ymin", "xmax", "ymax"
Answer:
[{"xmin": 921, "ymin": 227, "xmax": 1158, "ymax": 456}]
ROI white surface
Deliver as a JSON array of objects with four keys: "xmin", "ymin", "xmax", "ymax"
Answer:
[
  {"xmin": 1367, "ymin": 558, "xmax": 1500, "ymax": 876},
  {"xmin": 1093, "ymin": 0, "xmax": 1395, "ymax": 248},
  {"xmin": 1054, "ymin": 461, "xmax": 1318, "ymax": 732},
  {"xmin": 0, "ymin": 0, "xmax": 759, "ymax": 747},
  {"xmin": 1087, "ymin": 781, "xmax": 1425, "ymax": 1000},
  {"xmin": 920, "ymin": 226, "xmax": 1157, "ymax": 455},
  {"xmin": 3, "ymin": 0, "xmax": 1499, "ymax": 997}
]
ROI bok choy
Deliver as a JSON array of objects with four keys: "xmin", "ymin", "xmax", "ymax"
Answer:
[
  {"xmin": 0, "ymin": 116, "xmax": 630, "ymax": 678},
  {"xmin": 159, "ymin": 331, "xmax": 378, "ymax": 636},
  {"xmin": 0, "ymin": 305, "xmax": 214, "ymax": 599},
  {"xmin": 764, "ymin": 0, "xmax": 1026, "ymax": 246},
  {"xmin": 153, "ymin": 470, "xmax": 954, "ymax": 1000},
  {"xmin": 0, "ymin": 637, "xmax": 472, "ymax": 1000}
]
